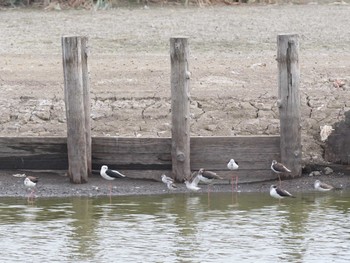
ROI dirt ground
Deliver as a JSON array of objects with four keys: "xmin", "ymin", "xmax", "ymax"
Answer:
[
  {"xmin": 0, "ymin": 169, "xmax": 348, "ymax": 198},
  {"xmin": 0, "ymin": 3, "xmax": 350, "ymax": 197}
]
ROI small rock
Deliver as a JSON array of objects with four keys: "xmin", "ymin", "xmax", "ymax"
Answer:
[
  {"xmin": 320, "ymin": 125, "xmax": 334, "ymax": 142},
  {"xmin": 324, "ymin": 167, "xmax": 334, "ymax": 175},
  {"xmin": 309, "ymin": 171, "xmax": 322, "ymax": 177}
]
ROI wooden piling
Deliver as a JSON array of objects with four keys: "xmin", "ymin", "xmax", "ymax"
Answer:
[
  {"xmin": 170, "ymin": 37, "xmax": 191, "ymax": 182},
  {"xmin": 277, "ymin": 34, "xmax": 302, "ymax": 177},
  {"xmin": 80, "ymin": 37, "xmax": 92, "ymax": 177},
  {"xmin": 62, "ymin": 36, "xmax": 90, "ymax": 183}
]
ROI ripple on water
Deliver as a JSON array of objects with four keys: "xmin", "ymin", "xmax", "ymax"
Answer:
[{"xmin": 0, "ymin": 192, "xmax": 350, "ymax": 262}]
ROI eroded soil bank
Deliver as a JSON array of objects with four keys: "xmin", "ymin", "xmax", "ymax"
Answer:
[{"xmin": 0, "ymin": 4, "xmax": 350, "ymax": 197}]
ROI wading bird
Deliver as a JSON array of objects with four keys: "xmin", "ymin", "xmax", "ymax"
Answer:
[
  {"xmin": 24, "ymin": 176, "xmax": 38, "ymax": 202},
  {"xmin": 197, "ymin": 168, "xmax": 222, "ymax": 193},
  {"xmin": 314, "ymin": 179, "xmax": 339, "ymax": 192},
  {"xmin": 161, "ymin": 174, "xmax": 177, "ymax": 191},
  {"xmin": 270, "ymin": 185, "xmax": 295, "ymax": 200},
  {"xmin": 227, "ymin": 159, "xmax": 239, "ymax": 192},
  {"xmin": 184, "ymin": 174, "xmax": 201, "ymax": 192},
  {"xmin": 100, "ymin": 165, "xmax": 126, "ymax": 196},
  {"xmin": 271, "ymin": 160, "xmax": 291, "ymax": 186}
]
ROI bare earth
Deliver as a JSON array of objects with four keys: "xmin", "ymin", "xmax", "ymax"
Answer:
[
  {"xmin": 0, "ymin": 169, "xmax": 349, "ymax": 198},
  {"xmin": 0, "ymin": 3, "xmax": 350, "ymax": 197}
]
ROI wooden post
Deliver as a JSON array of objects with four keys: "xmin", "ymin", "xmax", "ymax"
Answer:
[
  {"xmin": 80, "ymin": 37, "xmax": 92, "ymax": 177},
  {"xmin": 170, "ymin": 37, "xmax": 191, "ymax": 182},
  {"xmin": 277, "ymin": 34, "xmax": 302, "ymax": 177},
  {"xmin": 62, "ymin": 36, "xmax": 90, "ymax": 184}
]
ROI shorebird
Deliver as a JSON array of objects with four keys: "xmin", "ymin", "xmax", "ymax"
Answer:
[
  {"xmin": 161, "ymin": 174, "xmax": 177, "ymax": 191},
  {"xmin": 184, "ymin": 174, "xmax": 201, "ymax": 192},
  {"xmin": 227, "ymin": 159, "xmax": 239, "ymax": 192},
  {"xmin": 24, "ymin": 176, "xmax": 38, "ymax": 201},
  {"xmin": 271, "ymin": 160, "xmax": 291, "ymax": 186},
  {"xmin": 314, "ymin": 179, "xmax": 335, "ymax": 192},
  {"xmin": 100, "ymin": 165, "xmax": 126, "ymax": 195},
  {"xmin": 270, "ymin": 185, "xmax": 295, "ymax": 200},
  {"xmin": 166, "ymin": 181, "xmax": 177, "ymax": 191},
  {"xmin": 161, "ymin": 174, "xmax": 174, "ymax": 184},
  {"xmin": 197, "ymin": 168, "xmax": 222, "ymax": 193}
]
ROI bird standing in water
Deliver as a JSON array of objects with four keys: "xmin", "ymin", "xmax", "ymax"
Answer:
[
  {"xmin": 227, "ymin": 159, "xmax": 239, "ymax": 192},
  {"xmin": 314, "ymin": 179, "xmax": 338, "ymax": 192},
  {"xmin": 197, "ymin": 168, "xmax": 222, "ymax": 193},
  {"xmin": 270, "ymin": 185, "xmax": 295, "ymax": 200},
  {"xmin": 24, "ymin": 176, "xmax": 38, "ymax": 202}
]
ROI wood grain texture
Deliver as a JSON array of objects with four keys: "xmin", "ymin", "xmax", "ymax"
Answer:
[
  {"xmin": 0, "ymin": 136, "xmax": 280, "ymax": 182},
  {"xmin": 277, "ymin": 34, "xmax": 302, "ymax": 177},
  {"xmin": 170, "ymin": 37, "xmax": 191, "ymax": 181},
  {"xmin": 81, "ymin": 36, "xmax": 92, "ymax": 177},
  {"xmin": 62, "ymin": 36, "xmax": 88, "ymax": 183}
]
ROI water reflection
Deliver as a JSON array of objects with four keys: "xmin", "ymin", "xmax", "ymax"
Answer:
[{"xmin": 0, "ymin": 191, "xmax": 350, "ymax": 262}]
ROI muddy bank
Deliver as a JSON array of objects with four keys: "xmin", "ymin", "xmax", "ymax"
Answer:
[
  {"xmin": 0, "ymin": 5, "xmax": 350, "ymax": 166},
  {"xmin": 0, "ymin": 169, "xmax": 349, "ymax": 198}
]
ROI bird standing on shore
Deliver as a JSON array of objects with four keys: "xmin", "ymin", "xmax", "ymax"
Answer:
[
  {"xmin": 314, "ymin": 179, "xmax": 337, "ymax": 192},
  {"xmin": 269, "ymin": 185, "xmax": 295, "ymax": 200},
  {"xmin": 227, "ymin": 159, "xmax": 239, "ymax": 192},
  {"xmin": 100, "ymin": 165, "xmax": 126, "ymax": 196},
  {"xmin": 24, "ymin": 176, "xmax": 38, "ymax": 202},
  {"xmin": 184, "ymin": 174, "xmax": 201, "ymax": 192},
  {"xmin": 161, "ymin": 174, "xmax": 177, "ymax": 191},
  {"xmin": 271, "ymin": 160, "xmax": 291, "ymax": 186}
]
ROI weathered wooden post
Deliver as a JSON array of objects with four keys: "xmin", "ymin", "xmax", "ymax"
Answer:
[
  {"xmin": 277, "ymin": 34, "xmax": 302, "ymax": 177},
  {"xmin": 62, "ymin": 36, "xmax": 91, "ymax": 183},
  {"xmin": 170, "ymin": 37, "xmax": 191, "ymax": 182},
  {"xmin": 80, "ymin": 37, "xmax": 92, "ymax": 177}
]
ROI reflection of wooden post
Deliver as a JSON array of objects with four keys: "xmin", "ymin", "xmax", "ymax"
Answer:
[
  {"xmin": 62, "ymin": 36, "xmax": 90, "ymax": 184},
  {"xmin": 277, "ymin": 34, "xmax": 301, "ymax": 177},
  {"xmin": 170, "ymin": 37, "xmax": 191, "ymax": 182}
]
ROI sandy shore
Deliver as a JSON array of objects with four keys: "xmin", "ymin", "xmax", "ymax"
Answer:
[{"xmin": 0, "ymin": 169, "xmax": 348, "ymax": 198}]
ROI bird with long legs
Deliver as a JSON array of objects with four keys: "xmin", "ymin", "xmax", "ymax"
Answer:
[
  {"xmin": 271, "ymin": 160, "xmax": 291, "ymax": 186},
  {"xmin": 24, "ymin": 176, "xmax": 38, "ymax": 202},
  {"xmin": 197, "ymin": 168, "xmax": 222, "ymax": 194},
  {"xmin": 100, "ymin": 165, "xmax": 126, "ymax": 196},
  {"xmin": 227, "ymin": 159, "xmax": 239, "ymax": 192}
]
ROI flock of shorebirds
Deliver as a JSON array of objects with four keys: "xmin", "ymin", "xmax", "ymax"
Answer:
[{"xmin": 21, "ymin": 159, "xmax": 341, "ymax": 202}]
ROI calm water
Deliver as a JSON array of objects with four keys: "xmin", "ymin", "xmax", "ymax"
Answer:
[{"xmin": 0, "ymin": 191, "xmax": 350, "ymax": 263}]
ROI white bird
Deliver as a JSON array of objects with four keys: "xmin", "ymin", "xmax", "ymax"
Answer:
[
  {"xmin": 227, "ymin": 159, "xmax": 239, "ymax": 192},
  {"xmin": 100, "ymin": 165, "xmax": 126, "ymax": 195},
  {"xmin": 161, "ymin": 174, "xmax": 174, "ymax": 184},
  {"xmin": 185, "ymin": 174, "xmax": 201, "ymax": 192},
  {"xmin": 166, "ymin": 181, "xmax": 177, "ymax": 191},
  {"xmin": 100, "ymin": 165, "xmax": 126, "ymax": 180},
  {"xmin": 271, "ymin": 160, "xmax": 291, "ymax": 186},
  {"xmin": 270, "ymin": 185, "xmax": 295, "ymax": 200},
  {"xmin": 227, "ymin": 159, "xmax": 239, "ymax": 171},
  {"xmin": 24, "ymin": 176, "xmax": 38, "ymax": 202},
  {"xmin": 314, "ymin": 180, "xmax": 336, "ymax": 192},
  {"xmin": 161, "ymin": 174, "xmax": 177, "ymax": 191}
]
